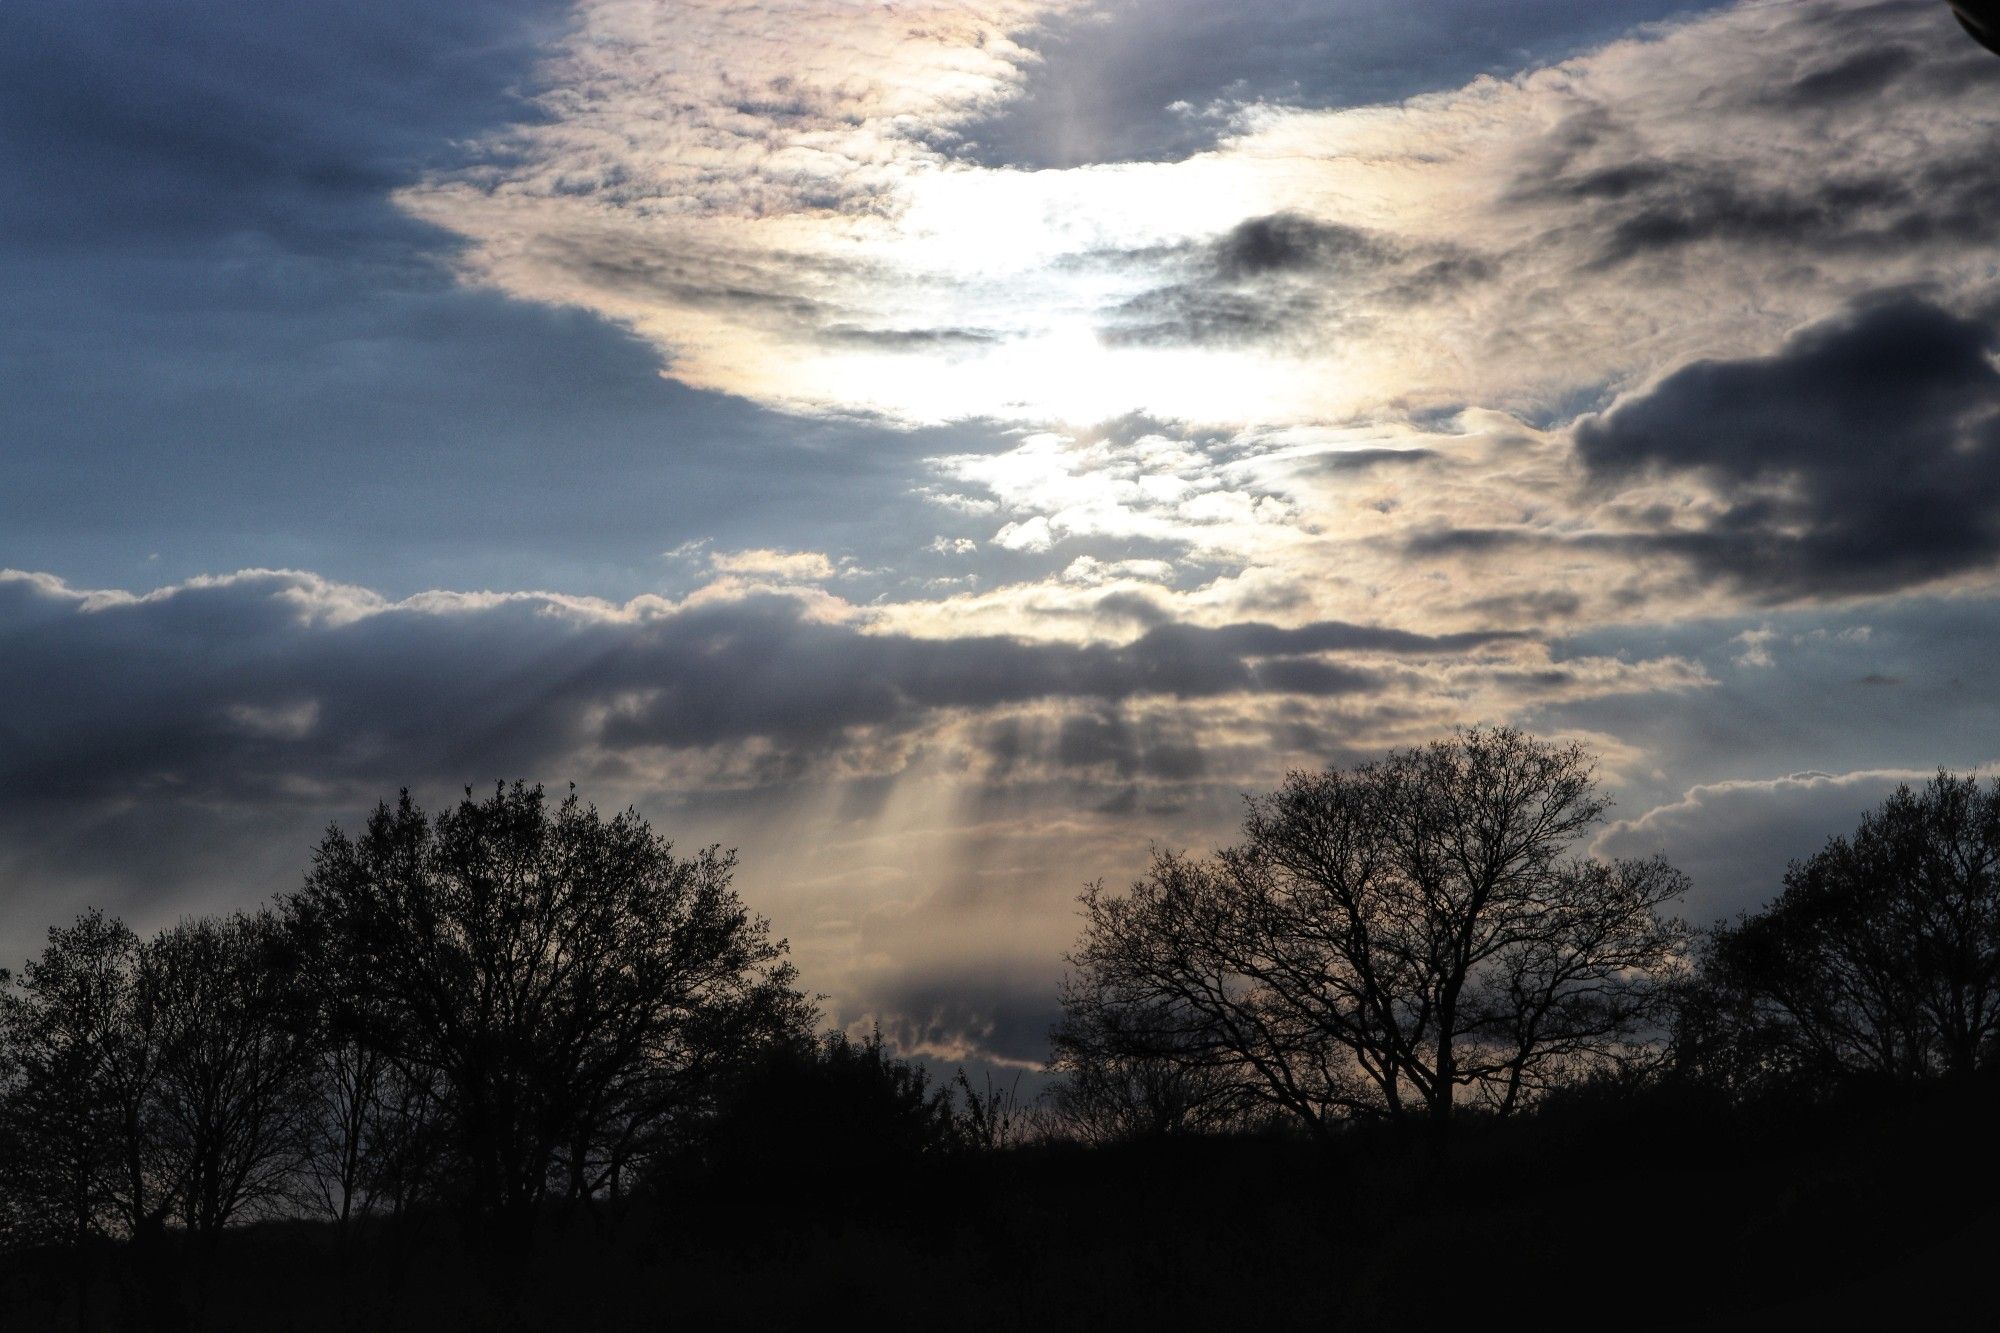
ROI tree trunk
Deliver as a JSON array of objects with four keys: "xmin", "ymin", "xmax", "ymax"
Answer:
[
  {"xmin": 1432, "ymin": 988, "xmax": 1459, "ymax": 1122},
  {"xmin": 1430, "ymin": 1048, "xmax": 1455, "ymax": 1121}
]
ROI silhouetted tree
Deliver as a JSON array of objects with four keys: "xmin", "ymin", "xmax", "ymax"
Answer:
[
  {"xmin": 0, "ymin": 911, "xmax": 155, "ymax": 1252},
  {"xmin": 0, "ymin": 980, "xmax": 15, "ymax": 1252},
  {"xmin": 1661, "ymin": 933, "xmax": 1809, "ymax": 1102},
  {"xmin": 278, "ymin": 906, "xmax": 451, "ymax": 1231},
  {"xmin": 1047, "ymin": 979, "xmax": 1249, "ymax": 1144},
  {"xmin": 1701, "ymin": 771, "xmax": 2000, "ymax": 1086},
  {"xmin": 280, "ymin": 907, "xmax": 401, "ymax": 1231},
  {"xmin": 286, "ymin": 783, "xmax": 812, "ymax": 1257},
  {"xmin": 141, "ymin": 912, "xmax": 313, "ymax": 1242},
  {"xmin": 1064, "ymin": 729, "xmax": 1690, "ymax": 1134},
  {"xmin": 0, "ymin": 911, "xmax": 171, "ymax": 1330},
  {"xmin": 691, "ymin": 1028, "xmax": 959, "ymax": 1195},
  {"xmin": 293, "ymin": 1022, "xmax": 390, "ymax": 1229}
]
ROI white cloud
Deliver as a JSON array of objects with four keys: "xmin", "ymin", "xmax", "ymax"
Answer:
[
  {"xmin": 1592, "ymin": 766, "xmax": 1977, "ymax": 920},
  {"xmin": 708, "ymin": 548, "xmax": 838, "ymax": 582},
  {"xmin": 991, "ymin": 516, "xmax": 1056, "ymax": 552},
  {"xmin": 1060, "ymin": 556, "xmax": 1176, "ymax": 586},
  {"xmin": 1732, "ymin": 626, "xmax": 1779, "ymax": 668}
]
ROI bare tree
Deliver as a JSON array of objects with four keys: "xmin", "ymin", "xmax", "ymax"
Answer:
[
  {"xmin": 0, "ymin": 911, "xmax": 138, "ymax": 1251},
  {"xmin": 1065, "ymin": 728, "xmax": 1690, "ymax": 1132},
  {"xmin": 1703, "ymin": 771, "xmax": 2000, "ymax": 1084},
  {"xmin": 287, "ymin": 783, "xmax": 813, "ymax": 1257},
  {"xmin": 0, "ymin": 910, "xmax": 170, "ymax": 1329},
  {"xmin": 295, "ymin": 1025, "xmax": 388, "ymax": 1229},
  {"xmin": 1861, "ymin": 772, "xmax": 2000, "ymax": 1074},
  {"xmin": 1047, "ymin": 974, "xmax": 1250, "ymax": 1143},
  {"xmin": 141, "ymin": 912, "xmax": 314, "ymax": 1242}
]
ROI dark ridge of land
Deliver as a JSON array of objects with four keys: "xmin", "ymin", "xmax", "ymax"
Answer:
[{"xmin": 4, "ymin": 1076, "xmax": 1995, "ymax": 1332}]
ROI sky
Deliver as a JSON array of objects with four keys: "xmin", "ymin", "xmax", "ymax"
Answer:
[{"xmin": 3, "ymin": 0, "xmax": 1999, "ymax": 1070}]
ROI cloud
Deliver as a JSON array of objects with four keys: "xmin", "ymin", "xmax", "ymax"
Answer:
[
  {"xmin": 865, "ymin": 966, "xmax": 1069, "ymax": 1068},
  {"xmin": 954, "ymin": 0, "xmax": 1733, "ymax": 169},
  {"xmin": 3, "ymin": 0, "xmax": 1035, "ymax": 606},
  {"xmin": 0, "ymin": 562, "xmax": 1702, "ymax": 1066},
  {"xmin": 1594, "ymin": 767, "xmax": 1955, "ymax": 921},
  {"xmin": 1731, "ymin": 627, "xmax": 1779, "ymax": 670},
  {"xmin": 390, "ymin": 0, "xmax": 1117, "ymax": 419},
  {"xmin": 707, "ymin": 548, "xmax": 839, "ymax": 582},
  {"xmin": 1574, "ymin": 294, "xmax": 2000, "ymax": 598},
  {"xmin": 0, "ymin": 561, "xmax": 1701, "ymax": 870},
  {"xmin": 1097, "ymin": 212, "xmax": 1492, "ymax": 350},
  {"xmin": 0, "ymin": 567, "xmax": 1584, "ymax": 816},
  {"xmin": 992, "ymin": 517, "xmax": 1059, "ymax": 553},
  {"xmin": 399, "ymin": 0, "xmax": 2000, "ymax": 425}
]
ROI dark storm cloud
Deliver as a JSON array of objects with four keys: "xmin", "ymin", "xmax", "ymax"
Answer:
[
  {"xmin": 1090, "ymin": 591, "xmax": 1174, "ymax": 629},
  {"xmin": 1765, "ymin": 44, "xmax": 1919, "ymax": 107},
  {"xmin": 1460, "ymin": 589, "xmax": 1586, "ymax": 624},
  {"xmin": 0, "ymin": 572, "xmax": 1529, "ymax": 812},
  {"xmin": 1406, "ymin": 294, "xmax": 2000, "ymax": 601},
  {"xmin": 1136, "ymin": 619, "xmax": 1519, "ymax": 658},
  {"xmin": 1101, "ymin": 286, "xmax": 1325, "ymax": 349},
  {"xmin": 1303, "ymin": 448, "xmax": 1441, "ymax": 475},
  {"xmin": 526, "ymin": 235, "xmax": 869, "ymax": 324},
  {"xmin": 1575, "ymin": 294, "xmax": 2000, "ymax": 599},
  {"xmin": 953, "ymin": 0, "xmax": 1735, "ymax": 169},
  {"xmin": 588, "ymin": 611, "xmax": 1442, "ymax": 760},
  {"xmin": 1210, "ymin": 215, "xmax": 1384, "ymax": 280},
  {"xmin": 1102, "ymin": 215, "xmax": 1383, "ymax": 345},
  {"xmin": 0, "ymin": 566, "xmax": 1533, "ymax": 967}
]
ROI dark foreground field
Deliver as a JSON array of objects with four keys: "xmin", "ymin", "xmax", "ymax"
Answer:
[{"xmin": 4, "ymin": 1077, "xmax": 1995, "ymax": 1332}]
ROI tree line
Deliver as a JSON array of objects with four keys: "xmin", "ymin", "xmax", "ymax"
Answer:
[
  {"xmin": 0, "ymin": 786, "xmax": 828, "ymax": 1268},
  {"xmin": 1050, "ymin": 729, "xmax": 2000, "ymax": 1142},
  {"xmin": 3, "ymin": 730, "xmax": 1997, "ymax": 1266}
]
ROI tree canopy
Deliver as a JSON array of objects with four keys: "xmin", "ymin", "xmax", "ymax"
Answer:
[
  {"xmin": 1696, "ymin": 771, "xmax": 2000, "ymax": 1088},
  {"xmin": 287, "ymin": 783, "xmax": 813, "ymax": 1252},
  {"xmin": 1061, "ymin": 728, "xmax": 1690, "ymax": 1132}
]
